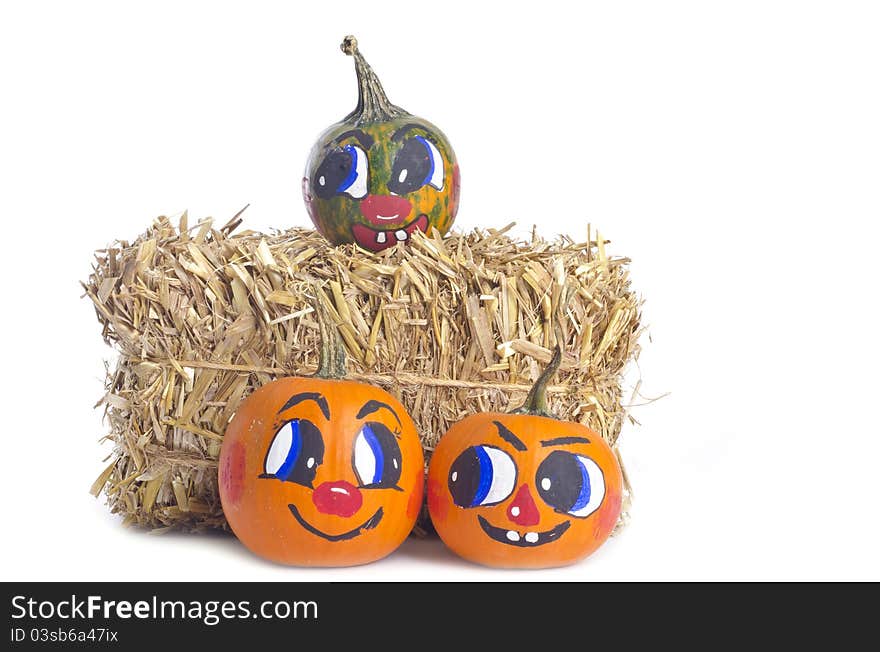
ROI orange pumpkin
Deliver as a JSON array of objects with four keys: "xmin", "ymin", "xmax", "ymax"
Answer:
[
  {"xmin": 218, "ymin": 295, "xmax": 424, "ymax": 566},
  {"xmin": 427, "ymin": 346, "xmax": 623, "ymax": 568}
]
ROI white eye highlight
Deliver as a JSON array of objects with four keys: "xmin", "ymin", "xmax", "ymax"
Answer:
[
  {"xmin": 536, "ymin": 450, "xmax": 606, "ymax": 519},
  {"xmin": 352, "ymin": 422, "xmax": 403, "ymax": 488},
  {"xmin": 339, "ymin": 144, "xmax": 369, "ymax": 200},
  {"xmin": 568, "ymin": 456, "xmax": 606, "ymax": 518},
  {"xmin": 353, "ymin": 428, "xmax": 378, "ymax": 486},
  {"xmin": 481, "ymin": 446, "xmax": 516, "ymax": 505},
  {"xmin": 421, "ymin": 137, "xmax": 444, "ymax": 191},
  {"xmin": 264, "ymin": 420, "xmax": 298, "ymax": 477},
  {"xmin": 448, "ymin": 445, "xmax": 517, "ymax": 508}
]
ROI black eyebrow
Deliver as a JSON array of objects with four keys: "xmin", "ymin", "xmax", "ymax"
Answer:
[
  {"xmin": 335, "ymin": 129, "xmax": 374, "ymax": 150},
  {"xmin": 277, "ymin": 392, "xmax": 330, "ymax": 420},
  {"xmin": 391, "ymin": 123, "xmax": 425, "ymax": 143},
  {"xmin": 540, "ymin": 436, "xmax": 591, "ymax": 447},
  {"xmin": 493, "ymin": 421, "xmax": 527, "ymax": 452},
  {"xmin": 356, "ymin": 400, "xmax": 402, "ymax": 428}
]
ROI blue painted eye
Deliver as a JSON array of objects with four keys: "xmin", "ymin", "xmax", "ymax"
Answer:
[
  {"xmin": 388, "ymin": 136, "xmax": 444, "ymax": 194},
  {"xmin": 262, "ymin": 419, "xmax": 324, "ymax": 488},
  {"xmin": 353, "ymin": 422, "xmax": 402, "ymax": 489},
  {"xmin": 448, "ymin": 445, "xmax": 517, "ymax": 508},
  {"xmin": 313, "ymin": 144, "xmax": 369, "ymax": 200},
  {"xmin": 536, "ymin": 451, "xmax": 605, "ymax": 518}
]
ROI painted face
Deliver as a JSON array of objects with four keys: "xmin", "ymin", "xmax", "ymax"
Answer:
[
  {"xmin": 219, "ymin": 377, "xmax": 424, "ymax": 567},
  {"xmin": 427, "ymin": 413, "xmax": 623, "ymax": 569},
  {"xmin": 303, "ymin": 117, "xmax": 460, "ymax": 251}
]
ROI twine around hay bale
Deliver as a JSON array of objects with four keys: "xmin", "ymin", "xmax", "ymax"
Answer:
[{"xmin": 83, "ymin": 213, "xmax": 643, "ymax": 534}]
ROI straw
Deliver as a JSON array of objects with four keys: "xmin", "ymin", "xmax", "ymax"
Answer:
[{"xmin": 83, "ymin": 213, "xmax": 643, "ymax": 534}]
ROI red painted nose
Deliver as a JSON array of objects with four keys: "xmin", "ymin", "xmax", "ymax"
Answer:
[
  {"xmin": 359, "ymin": 194, "xmax": 413, "ymax": 227},
  {"xmin": 312, "ymin": 481, "xmax": 363, "ymax": 517},
  {"xmin": 507, "ymin": 484, "xmax": 540, "ymax": 526}
]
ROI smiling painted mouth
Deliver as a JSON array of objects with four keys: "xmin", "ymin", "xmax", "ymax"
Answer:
[
  {"xmin": 351, "ymin": 214, "xmax": 429, "ymax": 252},
  {"xmin": 288, "ymin": 504, "xmax": 383, "ymax": 542},
  {"xmin": 477, "ymin": 515, "xmax": 571, "ymax": 548}
]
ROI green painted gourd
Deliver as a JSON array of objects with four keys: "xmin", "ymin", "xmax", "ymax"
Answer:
[{"xmin": 303, "ymin": 36, "xmax": 460, "ymax": 251}]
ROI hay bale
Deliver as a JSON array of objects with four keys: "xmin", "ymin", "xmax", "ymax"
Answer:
[{"xmin": 82, "ymin": 213, "xmax": 643, "ymax": 533}]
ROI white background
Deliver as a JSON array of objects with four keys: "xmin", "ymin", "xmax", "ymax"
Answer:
[{"xmin": 1, "ymin": 0, "xmax": 878, "ymax": 581}]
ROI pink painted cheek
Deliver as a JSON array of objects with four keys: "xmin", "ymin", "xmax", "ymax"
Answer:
[
  {"xmin": 406, "ymin": 480, "xmax": 423, "ymax": 521},
  {"xmin": 427, "ymin": 478, "xmax": 449, "ymax": 526},
  {"xmin": 595, "ymin": 490, "xmax": 622, "ymax": 539},
  {"xmin": 302, "ymin": 177, "xmax": 320, "ymax": 227},
  {"xmin": 220, "ymin": 440, "xmax": 246, "ymax": 506}
]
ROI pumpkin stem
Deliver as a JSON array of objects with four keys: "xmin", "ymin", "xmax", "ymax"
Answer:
[
  {"xmin": 511, "ymin": 340, "xmax": 563, "ymax": 419},
  {"xmin": 340, "ymin": 35, "xmax": 408, "ymax": 125},
  {"xmin": 311, "ymin": 283, "xmax": 347, "ymax": 379}
]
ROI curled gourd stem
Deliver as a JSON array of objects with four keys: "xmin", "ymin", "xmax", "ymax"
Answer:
[
  {"xmin": 311, "ymin": 282, "xmax": 347, "ymax": 380},
  {"xmin": 511, "ymin": 326, "xmax": 564, "ymax": 419},
  {"xmin": 340, "ymin": 35, "xmax": 407, "ymax": 125}
]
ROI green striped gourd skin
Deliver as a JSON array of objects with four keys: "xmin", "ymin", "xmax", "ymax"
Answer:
[{"xmin": 303, "ymin": 116, "xmax": 460, "ymax": 250}]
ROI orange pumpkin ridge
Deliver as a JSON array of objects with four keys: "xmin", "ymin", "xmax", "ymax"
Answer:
[
  {"xmin": 218, "ymin": 288, "xmax": 424, "ymax": 567},
  {"xmin": 427, "ymin": 344, "xmax": 623, "ymax": 569}
]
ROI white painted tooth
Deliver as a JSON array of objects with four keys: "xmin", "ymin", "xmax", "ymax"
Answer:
[
  {"xmin": 376, "ymin": 232, "xmax": 387, "ymax": 244},
  {"xmin": 506, "ymin": 530, "xmax": 521, "ymax": 542},
  {"xmin": 395, "ymin": 230, "xmax": 408, "ymax": 241},
  {"xmin": 525, "ymin": 532, "xmax": 539, "ymax": 543}
]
